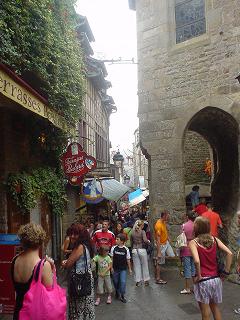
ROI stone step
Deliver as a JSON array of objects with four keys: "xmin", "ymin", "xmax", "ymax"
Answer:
[
  {"xmin": 165, "ymin": 256, "xmax": 180, "ymax": 267},
  {"xmin": 152, "ymin": 256, "xmax": 180, "ymax": 267}
]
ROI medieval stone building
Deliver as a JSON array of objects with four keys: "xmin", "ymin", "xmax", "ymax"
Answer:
[
  {"xmin": 130, "ymin": 0, "xmax": 240, "ymax": 249},
  {"xmin": 62, "ymin": 16, "xmax": 117, "ymax": 232},
  {"xmin": 133, "ymin": 127, "xmax": 148, "ymax": 189}
]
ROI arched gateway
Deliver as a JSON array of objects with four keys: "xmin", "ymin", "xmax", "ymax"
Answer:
[
  {"xmin": 141, "ymin": 99, "xmax": 240, "ymax": 251},
  {"xmin": 184, "ymin": 107, "xmax": 239, "ymax": 243}
]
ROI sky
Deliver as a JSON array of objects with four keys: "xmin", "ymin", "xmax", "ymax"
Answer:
[{"xmin": 76, "ymin": 0, "xmax": 138, "ymax": 153}]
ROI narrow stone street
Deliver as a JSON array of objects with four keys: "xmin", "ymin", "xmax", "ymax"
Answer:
[
  {"xmin": 1, "ymin": 265, "xmax": 240, "ymax": 320},
  {"xmin": 96, "ymin": 266, "xmax": 240, "ymax": 320}
]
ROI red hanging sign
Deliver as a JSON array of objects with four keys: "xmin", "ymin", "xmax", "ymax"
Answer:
[{"xmin": 61, "ymin": 142, "xmax": 97, "ymax": 179}]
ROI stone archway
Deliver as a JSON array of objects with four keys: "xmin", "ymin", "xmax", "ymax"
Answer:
[{"xmin": 185, "ymin": 107, "xmax": 239, "ymax": 237}]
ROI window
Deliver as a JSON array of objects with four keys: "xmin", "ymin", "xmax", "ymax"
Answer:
[
  {"xmin": 82, "ymin": 121, "xmax": 87, "ymax": 151},
  {"xmin": 175, "ymin": 0, "xmax": 206, "ymax": 44}
]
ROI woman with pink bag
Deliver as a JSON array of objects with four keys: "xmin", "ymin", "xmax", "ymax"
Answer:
[{"xmin": 11, "ymin": 222, "xmax": 66, "ymax": 320}]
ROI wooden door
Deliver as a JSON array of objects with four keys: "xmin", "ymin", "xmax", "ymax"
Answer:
[{"xmin": 7, "ymin": 196, "xmax": 29, "ymax": 234}]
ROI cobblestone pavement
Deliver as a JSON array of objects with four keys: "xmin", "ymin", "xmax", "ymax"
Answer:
[
  {"xmin": 1, "ymin": 266, "xmax": 240, "ymax": 320},
  {"xmin": 96, "ymin": 266, "xmax": 240, "ymax": 320}
]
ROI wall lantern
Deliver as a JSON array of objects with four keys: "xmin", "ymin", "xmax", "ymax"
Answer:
[{"xmin": 112, "ymin": 150, "xmax": 124, "ymax": 168}]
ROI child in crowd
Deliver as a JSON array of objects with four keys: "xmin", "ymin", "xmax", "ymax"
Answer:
[
  {"xmin": 123, "ymin": 222, "xmax": 133, "ymax": 257},
  {"xmin": 92, "ymin": 246, "xmax": 112, "ymax": 305},
  {"xmin": 110, "ymin": 233, "xmax": 132, "ymax": 303}
]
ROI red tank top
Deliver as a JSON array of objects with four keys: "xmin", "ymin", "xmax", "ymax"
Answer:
[{"xmin": 195, "ymin": 240, "xmax": 218, "ymax": 277}]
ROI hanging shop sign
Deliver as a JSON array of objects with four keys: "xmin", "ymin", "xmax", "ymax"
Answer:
[
  {"xmin": 0, "ymin": 65, "xmax": 74, "ymax": 133},
  {"xmin": 82, "ymin": 178, "xmax": 104, "ymax": 204},
  {"xmin": 61, "ymin": 142, "xmax": 97, "ymax": 182}
]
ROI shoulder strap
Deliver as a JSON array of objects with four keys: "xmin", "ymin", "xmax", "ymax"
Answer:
[
  {"xmin": 34, "ymin": 259, "xmax": 45, "ymax": 283},
  {"xmin": 75, "ymin": 245, "xmax": 88, "ymax": 273},
  {"xmin": 83, "ymin": 245, "xmax": 88, "ymax": 272},
  {"xmin": 11, "ymin": 255, "xmax": 19, "ymax": 282},
  {"xmin": 141, "ymin": 230, "xmax": 145, "ymax": 244},
  {"xmin": 214, "ymin": 237, "xmax": 219, "ymax": 249}
]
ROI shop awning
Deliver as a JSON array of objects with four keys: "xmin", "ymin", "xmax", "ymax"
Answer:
[
  {"xmin": 128, "ymin": 188, "xmax": 146, "ymax": 206},
  {"xmin": 84, "ymin": 178, "xmax": 130, "ymax": 202},
  {"xmin": 142, "ymin": 189, "xmax": 149, "ymax": 198}
]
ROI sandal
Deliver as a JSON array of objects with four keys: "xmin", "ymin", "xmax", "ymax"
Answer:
[
  {"xmin": 106, "ymin": 296, "xmax": 112, "ymax": 304},
  {"xmin": 155, "ymin": 279, "xmax": 167, "ymax": 284},
  {"xmin": 234, "ymin": 308, "xmax": 240, "ymax": 315},
  {"xmin": 180, "ymin": 289, "xmax": 191, "ymax": 294}
]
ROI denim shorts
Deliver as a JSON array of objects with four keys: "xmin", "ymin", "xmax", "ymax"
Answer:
[
  {"xmin": 157, "ymin": 241, "xmax": 175, "ymax": 265},
  {"xmin": 182, "ymin": 256, "xmax": 195, "ymax": 278}
]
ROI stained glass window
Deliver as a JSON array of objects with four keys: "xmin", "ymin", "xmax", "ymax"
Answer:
[{"xmin": 175, "ymin": 0, "xmax": 206, "ymax": 43}]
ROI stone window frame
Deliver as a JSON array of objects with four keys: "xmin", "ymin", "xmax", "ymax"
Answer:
[
  {"xmin": 167, "ymin": 0, "xmax": 211, "ymax": 51},
  {"xmin": 175, "ymin": 0, "xmax": 206, "ymax": 44}
]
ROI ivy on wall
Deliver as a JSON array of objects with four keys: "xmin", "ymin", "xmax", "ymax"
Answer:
[
  {"xmin": 7, "ymin": 167, "xmax": 67, "ymax": 216},
  {"xmin": 0, "ymin": 0, "xmax": 85, "ymax": 124},
  {"xmin": 28, "ymin": 117, "xmax": 68, "ymax": 162}
]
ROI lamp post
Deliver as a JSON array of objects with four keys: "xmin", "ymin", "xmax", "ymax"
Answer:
[{"xmin": 113, "ymin": 150, "xmax": 124, "ymax": 182}]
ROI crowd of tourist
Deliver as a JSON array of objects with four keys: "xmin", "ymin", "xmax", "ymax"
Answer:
[{"xmin": 10, "ymin": 198, "xmax": 240, "ymax": 320}]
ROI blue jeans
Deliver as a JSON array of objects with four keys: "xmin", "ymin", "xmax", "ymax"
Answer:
[
  {"xmin": 182, "ymin": 256, "xmax": 195, "ymax": 279},
  {"xmin": 112, "ymin": 269, "xmax": 127, "ymax": 296}
]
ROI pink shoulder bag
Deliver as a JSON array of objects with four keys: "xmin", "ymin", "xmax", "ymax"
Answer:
[{"xmin": 19, "ymin": 259, "xmax": 66, "ymax": 320}]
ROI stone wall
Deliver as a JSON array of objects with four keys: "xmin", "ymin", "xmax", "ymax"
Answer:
[
  {"xmin": 62, "ymin": 184, "xmax": 79, "ymax": 239},
  {"xmin": 135, "ymin": 0, "xmax": 240, "ymax": 251},
  {"xmin": 184, "ymin": 130, "xmax": 210, "ymax": 185}
]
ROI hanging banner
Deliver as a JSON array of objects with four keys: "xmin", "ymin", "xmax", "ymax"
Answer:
[{"xmin": 61, "ymin": 142, "xmax": 97, "ymax": 183}]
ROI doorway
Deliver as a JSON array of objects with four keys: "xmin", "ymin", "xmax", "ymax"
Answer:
[{"xmin": 184, "ymin": 107, "xmax": 239, "ymax": 239}]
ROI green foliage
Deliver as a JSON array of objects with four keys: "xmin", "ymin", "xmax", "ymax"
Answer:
[
  {"xmin": 28, "ymin": 117, "xmax": 68, "ymax": 161},
  {"xmin": 7, "ymin": 167, "xmax": 67, "ymax": 216},
  {"xmin": 0, "ymin": 0, "xmax": 85, "ymax": 124}
]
